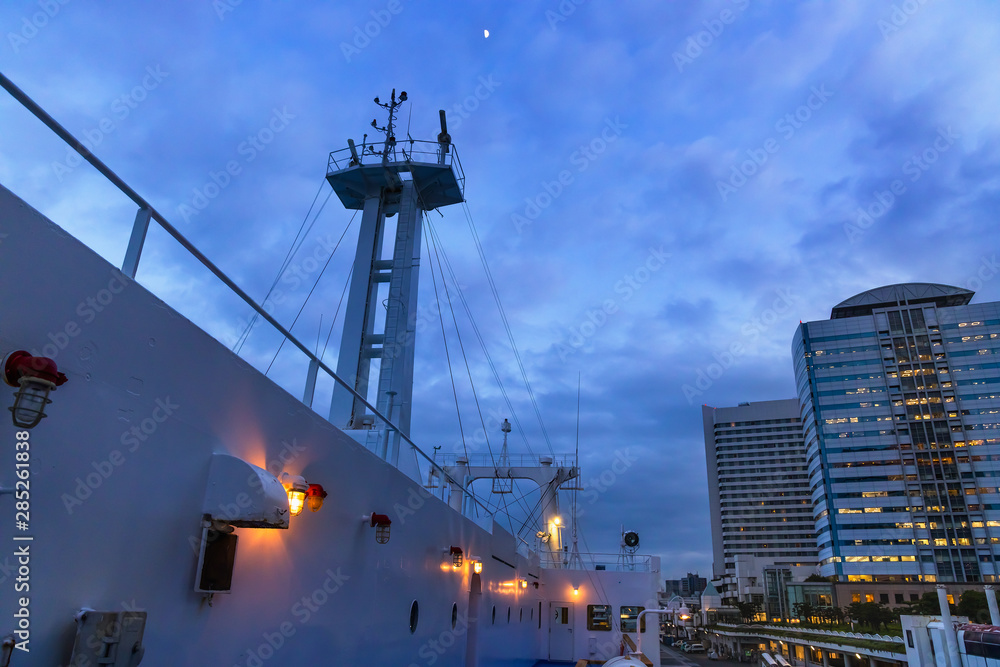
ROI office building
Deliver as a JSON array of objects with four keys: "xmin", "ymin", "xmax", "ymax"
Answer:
[
  {"xmin": 793, "ymin": 283, "xmax": 1000, "ymax": 583},
  {"xmin": 703, "ymin": 399, "xmax": 819, "ymax": 603}
]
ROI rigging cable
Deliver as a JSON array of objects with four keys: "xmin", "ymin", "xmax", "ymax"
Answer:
[
  {"xmin": 428, "ymin": 218, "xmax": 519, "ymax": 532},
  {"xmin": 461, "ymin": 200, "xmax": 554, "ymax": 454},
  {"xmin": 234, "ymin": 179, "xmax": 335, "ymax": 353},
  {"xmin": 264, "ymin": 210, "xmax": 357, "ymax": 374},
  {"xmin": 424, "ymin": 220, "xmax": 537, "ymax": 459}
]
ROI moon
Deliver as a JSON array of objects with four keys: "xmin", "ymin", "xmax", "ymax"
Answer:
[{"xmin": 484, "ymin": 29, "xmax": 489, "ymax": 38}]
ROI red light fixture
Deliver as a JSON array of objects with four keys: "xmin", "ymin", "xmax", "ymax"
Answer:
[
  {"xmin": 306, "ymin": 484, "xmax": 328, "ymax": 512},
  {"xmin": 3, "ymin": 350, "xmax": 67, "ymax": 428},
  {"xmin": 369, "ymin": 513, "xmax": 391, "ymax": 544}
]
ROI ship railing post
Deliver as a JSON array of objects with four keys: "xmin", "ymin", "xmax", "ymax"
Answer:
[
  {"xmin": 122, "ymin": 206, "xmax": 152, "ymax": 278},
  {"xmin": 302, "ymin": 358, "xmax": 320, "ymax": 408}
]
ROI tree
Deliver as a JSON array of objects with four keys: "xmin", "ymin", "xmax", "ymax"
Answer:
[
  {"xmin": 804, "ymin": 574, "xmax": 829, "ymax": 582},
  {"xmin": 958, "ymin": 590, "xmax": 991, "ymax": 624},
  {"xmin": 793, "ymin": 602, "xmax": 816, "ymax": 623},
  {"xmin": 735, "ymin": 600, "xmax": 762, "ymax": 623},
  {"xmin": 899, "ymin": 591, "xmax": 950, "ymax": 616},
  {"xmin": 845, "ymin": 602, "xmax": 895, "ymax": 632}
]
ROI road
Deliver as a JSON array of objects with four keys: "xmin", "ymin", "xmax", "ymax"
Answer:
[{"xmin": 661, "ymin": 642, "xmax": 751, "ymax": 667}]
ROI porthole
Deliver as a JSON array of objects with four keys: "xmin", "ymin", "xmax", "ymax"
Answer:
[
  {"xmin": 409, "ymin": 600, "xmax": 419, "ymax": 634},
  {"xmin": 507, "ymin": 607, "xmax": 511, "ymax": 623},
  {"xmin": 492, "ymin": 605, "xmax": 497, "ymax": 624},
  {"xmin": 452, "ymin": 603, "xmax": 458, "ymax": 630}
]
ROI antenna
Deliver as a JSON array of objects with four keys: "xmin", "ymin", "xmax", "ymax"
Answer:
[{"xmin": 368, "ymin": 88, "xmax": 408, "ymax": 162}]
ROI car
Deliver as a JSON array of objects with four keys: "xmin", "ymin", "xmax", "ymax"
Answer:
[
  {"xmin": 685, "ymin": 643, "xmax": 706, "ymax": 653},
  {"xmin": 707, "ymin": 650, "xmax": 719, "ymax": 660},
  {"xmin": 674, "ymin": 641, "xmax": 689, "ymax": 652}
]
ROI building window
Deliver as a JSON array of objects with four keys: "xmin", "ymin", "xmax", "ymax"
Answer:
[
  {"xmin": 880, "ymin": 594, "xmax": 889, "ymax": 604},
  {"xmin": 865, "ymin": 594, "xmax": 875, "ymax": 603},
  {"xmin": 852, "ymin": 593, "xmax": 861, "ymax": 603},
  {"xmin": 588, "ymin": 605, "xmax": 612, "ymax": 631},
  {"xmin": 911, "ymin": 593, "xmax": 920, "ymax": 602},
  {"xmin": 895, "ymin": 593, "xmax": 904, "ymax": 604},
  {"xmin": 620, "ymin": 606, "xmax": 646, "ymax": 633}
]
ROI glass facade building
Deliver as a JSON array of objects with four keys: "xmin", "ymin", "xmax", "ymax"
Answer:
[{"xmin": 794, "ymin": 283, "xmax": 1000, "ymax": 583}]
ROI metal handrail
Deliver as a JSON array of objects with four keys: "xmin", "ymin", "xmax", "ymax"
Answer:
[
  {"xmin": 326, "ymin": 139, "xmax": 465, "ymax": 196},
  {"xmin": 0, "ymin": 70, "xmax": 492, "ymax": 515}
]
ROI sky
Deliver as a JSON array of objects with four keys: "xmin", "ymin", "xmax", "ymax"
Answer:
[{"xmin": 2, "ymin": 0, "xmax": 1000, "ymax": 581}]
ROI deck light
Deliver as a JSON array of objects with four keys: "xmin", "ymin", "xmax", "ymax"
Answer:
[
  {"xmin": 3, "ymin": 350, "xmax": 67, "ymax": 429},
  {"xmin": 573, "ymin": 587, "xmax": 579, "ymax": 596},
  {"xmin": 521, "ymin": 579, "xmax": 528, "ymax": 589},
  {"xmin": 472, "ymin": 558, "xmax": 483, "ymax": 574},
  {"xmin": 306, "ymin": 484, "xmax": 328, "ymax": 512},
  {"xmin": 368, "ymin": 513, "xmax": 391, "ymax": 544},
  {"xmin": 450, "ymin": 546, "xmax": 464, "ymax": 569},
  {"xmin": 281, "ymin": 474, "xmax": 307, "ymax": 517}
]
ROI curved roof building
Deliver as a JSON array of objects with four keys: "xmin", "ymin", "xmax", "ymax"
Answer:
[{"xmin": 831, "ymin": 283, "xmax": 974, "ymax": 319}]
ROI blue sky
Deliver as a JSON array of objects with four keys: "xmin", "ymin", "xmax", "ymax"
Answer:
[{"xmin": 3, "ymin": 1, "xmax": 1000, "ymax": 579}]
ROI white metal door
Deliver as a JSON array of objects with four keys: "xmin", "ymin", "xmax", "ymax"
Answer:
[{"xmin": 548, "ymin": 602, "xmax": 574, "ymax": 660}]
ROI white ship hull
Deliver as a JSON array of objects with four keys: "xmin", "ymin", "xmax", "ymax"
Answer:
[{"xmin": 0, "ymin": 183, "xmax": 660, "ymax": 665}]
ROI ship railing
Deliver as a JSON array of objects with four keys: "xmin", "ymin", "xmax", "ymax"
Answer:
[
  {"xmin": 435, "ymin": 453, "xmax": 578, "ymax": 469},
  {"xmin": 0, "ymin": 71, "xmax": 494, "ymax": 518},
  {"xmin": 327, "ymin": 139, "xmax": 465, "ymax": 191},
  {"xmin": 540, "ymin": 552, "xmax": 655, "ymax": 572}
]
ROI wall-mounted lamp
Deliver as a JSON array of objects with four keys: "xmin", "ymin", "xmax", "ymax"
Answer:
[
  {"xmin": 281, "ymin": 473, "xmax": 308, "ymax": 516},
  {"xmin": 450, "ymin": 546, "xmax": 464, "ymax": 569},
  {"xmin": 3, "ymin": 350, "xmax": 67, "ymax": 429},
  {"xmin": 472, "ymin": 558, "xmax": 483, "ymax": 574},
  {"xmin": 573, "ymin": 586, "xmax": 579, "ymax": 596},
  {"xmin": 368, "ymin": 513, "xmax": 391, "ymax": 544},
  {"xmin": 306, "ymin": 484, "xmax": 327, "ymax": 512},
  {"xmin": 520, "ymin": 579, "xmax": 528, "ymax": 589}
]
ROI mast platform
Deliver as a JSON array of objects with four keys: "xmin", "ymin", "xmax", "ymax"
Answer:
[{"xmin": 326, "ymin": 139, "xmax": 465, "ymax": 213}]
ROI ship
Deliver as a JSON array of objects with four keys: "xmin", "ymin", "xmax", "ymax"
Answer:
[{"xmin": 0, "ymin": 76, "xmax": 662, "ymax": 666}]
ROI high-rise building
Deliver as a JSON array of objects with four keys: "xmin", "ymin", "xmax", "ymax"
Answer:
[
  {"xmin": 703, "ymin": 399, "xmax": 818, "ymax": 597},
  {"xmin": 664, "ymin": 572, "xmax": 708, "ymax": 598},
  {"xmin": 794, "ymin": 283, "xmax": 1000, "ymax": 584}
]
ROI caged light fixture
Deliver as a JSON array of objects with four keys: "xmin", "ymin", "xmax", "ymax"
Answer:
[
  {"xmin": 280, "ymin": 473, "xmax": 308, "ymax": 517},
  {"xmin": 450, "ymin": 546, "xmax": 464, "ymax": 569},
  {"xmin": 305, "ymin": 484, "xmax": 328, "ymax": 512},
  {"xmin": 2, "ymin": 350, "xmax": 68, "ymax": 429},
  {"xmin": 367, "ymin": 513, "xmax": 391, "ymax": 544}
]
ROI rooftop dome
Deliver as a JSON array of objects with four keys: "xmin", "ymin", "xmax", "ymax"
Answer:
[{"xmin": 831, "ymin": 283, "xmax": 974, "ymax": 319}]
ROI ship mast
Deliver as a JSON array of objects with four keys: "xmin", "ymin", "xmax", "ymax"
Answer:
[{"xmin": 326, "ymin": 90, "xmax": 464, "ymax": 465}]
